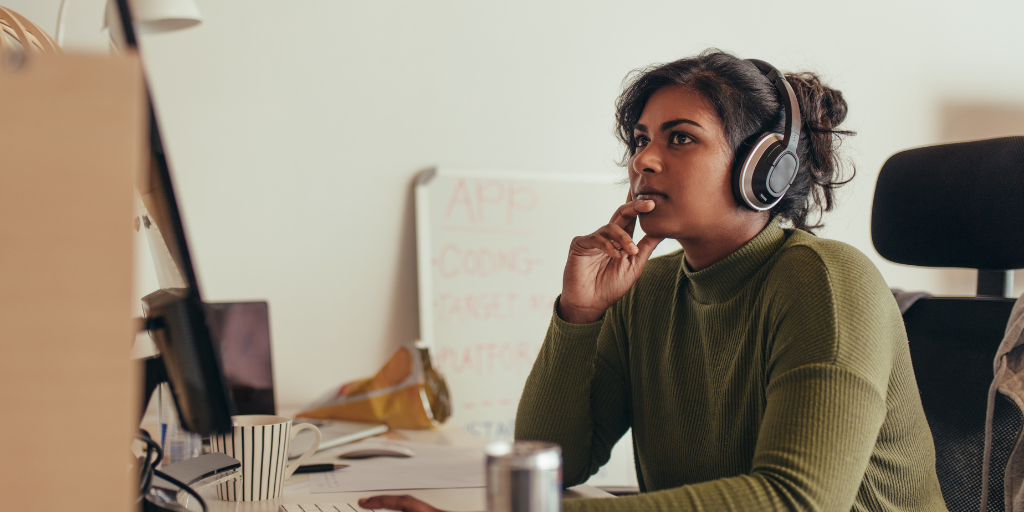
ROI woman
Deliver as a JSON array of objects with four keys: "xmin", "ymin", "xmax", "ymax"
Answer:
[{"xmin": 361, "ymin": 50, "xmax": 947, "ymax": 512}]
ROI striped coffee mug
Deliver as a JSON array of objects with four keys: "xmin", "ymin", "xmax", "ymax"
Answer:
[{"xmin": 210, "ymin": 415, "xmax": 321, "ymax": 501}]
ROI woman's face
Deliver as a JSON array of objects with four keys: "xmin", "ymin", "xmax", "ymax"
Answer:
[{"xmin": 629, "ymin": 85, "xmax": 744, "ymax": 241}]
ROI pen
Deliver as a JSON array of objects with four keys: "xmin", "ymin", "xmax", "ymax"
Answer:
[{"xmin": 293, "ymin": 463, "xmax": 349, "ymax": 474}]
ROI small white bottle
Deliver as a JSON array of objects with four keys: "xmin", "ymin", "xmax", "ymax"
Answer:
[{"xmin": 158, "ymin": 383, "xmax": 202, "ymax": 466}]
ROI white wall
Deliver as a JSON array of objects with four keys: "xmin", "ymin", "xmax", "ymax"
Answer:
[{"xmin": 9, "ymin": 0, "xmax": 1024, "ymax": 409}]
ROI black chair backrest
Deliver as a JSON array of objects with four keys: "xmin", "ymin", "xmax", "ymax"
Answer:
[
  {"xmin": 872, "ymin": 137, "xmax": 1024, "ymax": 512},
  {"xmin": 872, "ymin": 137, "xmax": 1024, "ymax": 271}
]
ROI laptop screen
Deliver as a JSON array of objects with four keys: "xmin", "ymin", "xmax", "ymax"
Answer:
[{"xmin": 205, "ymin": 301, "xmax": 276, "ymax": 415}]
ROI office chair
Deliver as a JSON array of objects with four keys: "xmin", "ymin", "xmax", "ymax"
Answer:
[{"xmin": 872, "ymin": 136, "xmax": 1024, "ymax": 512}]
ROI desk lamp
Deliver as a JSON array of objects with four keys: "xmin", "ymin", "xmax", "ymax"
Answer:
[{"xmin": 55, "ymin": 0, "xmax": 202, "ymax": 47}]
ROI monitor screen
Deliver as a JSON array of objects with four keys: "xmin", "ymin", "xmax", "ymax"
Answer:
[{"xmin": 205, "ymin": 302, "xmax": 276, "ymax": 415}]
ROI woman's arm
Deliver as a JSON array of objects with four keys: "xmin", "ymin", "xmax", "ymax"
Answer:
[
  {"xmin": 516, "ymin": 196, "xmax": 661, "ymax": 483},
  {"xmin": 515, "ymin": 298, "xmax": 633, "ymax": 485}
]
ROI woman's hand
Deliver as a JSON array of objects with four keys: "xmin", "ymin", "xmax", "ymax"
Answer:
[
  {"xmin": 358, "ymin": 495, "xmax": 448, "ymax": 512},
  {"xmin": 559, "ymin": 197, "xmax": 664, "ymax": 324}
]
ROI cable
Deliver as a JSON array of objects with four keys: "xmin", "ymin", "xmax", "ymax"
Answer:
[
  {"xmin": 137, "ymin": 431, "xmax": 163, "ymax": 496},
  {"xmin": 136, "ymin": 431, "xmax": 208, "ymax": 512},
  {"xmin": 54, "ymin": 0, "xmax": 69, "ymax": 47},
  {"xmin": 112, "ymin": 0, "xmax": 137, "ymax": 49},
  {"xmin": 138, "ymin": 430, "xmax": 164, "ymax": 467},
  {"xmin": 153, "ymin": 468, "xmax": 208, "ymax": 512}
]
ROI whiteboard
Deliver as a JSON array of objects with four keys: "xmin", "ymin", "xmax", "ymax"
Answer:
[{"xmin": 415, "ymin": 168, "xmax": 677, "ymax": 487}]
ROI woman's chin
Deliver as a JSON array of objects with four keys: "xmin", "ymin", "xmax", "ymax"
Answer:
[{"xmin": 636, "ymin": 216, "xmax": 678, "ymax": 239}]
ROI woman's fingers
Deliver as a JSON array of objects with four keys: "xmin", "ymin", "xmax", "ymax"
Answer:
[
  {"xmin": 635, "ymin": 234, "xmax": 665, "ymax": 263},
  {"xmin": 623, "ymin": 191, "xmax": 637, "ymax": 234},
  {"xmin": 572, "ymin": 224, "xmax": 638, "ymax": 259},
  {"xmin": 572, "ymin": 234, "xmax": 622, "ymax": 259},
  {"xmin": 358, "ymin": 495, "xmax": 446, "ymax": 512},
  {"xmin": 609, "ymin": 199, "xmax": 656, "ymax": 229},
  {"xmin": 572, "ymin": 199, "xmax": 654, "ymax": 260},
  {"xmin": 601, "ymin": 224, "xmax": 638, "ymax": 255}
]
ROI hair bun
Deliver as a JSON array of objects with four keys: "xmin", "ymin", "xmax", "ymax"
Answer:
[
  {"xmin": 787, "ymin": 72, "xmax": 849, "ymax": 133},
  {"xmin": 782, "ymin": 73, "xmax": 855, "ymax": 220}
]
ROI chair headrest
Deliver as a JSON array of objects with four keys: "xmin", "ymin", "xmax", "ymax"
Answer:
[{"xmin": 871, "ymin": 136, "xmax": 1024, "ymax": 270}]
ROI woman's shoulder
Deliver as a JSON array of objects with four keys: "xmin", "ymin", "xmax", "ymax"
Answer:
[
  {"xmin": 767, "ymin": 228, "xmax": 901, "ymax": 336},
  {"xmin": 774, "ymin": 229, "xmax": 884, "ymax": 286},
  {"xmin": 764, "ymin": 229, "xmax": 897, "ymax": 329},
  {"xmin": 766, "ymin": 230, "xmax": 906, "ymax": 385}
]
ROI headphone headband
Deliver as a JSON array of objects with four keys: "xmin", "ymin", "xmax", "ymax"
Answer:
[
  {"xmin": 745, "ymin": 59, "xmax": 801, "ymax": 156},
  {"xmin": 731, "ymin": 59, "xmax": 803, "ymax": 211}
]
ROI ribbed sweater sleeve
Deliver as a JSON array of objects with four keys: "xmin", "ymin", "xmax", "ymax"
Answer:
[{"xmin": 515, "ymin": 299, "xmax": 632, "ymax": 485}]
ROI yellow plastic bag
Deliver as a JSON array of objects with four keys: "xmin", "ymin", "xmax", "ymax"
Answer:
[{"xmin": 297, "ymin": 342, "xmax": 451, "ymax": 429}]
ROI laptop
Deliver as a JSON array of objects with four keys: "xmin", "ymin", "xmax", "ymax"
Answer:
[{"xmin": 204, "ymin": 301, "xmax": 387, "ymax": 458}]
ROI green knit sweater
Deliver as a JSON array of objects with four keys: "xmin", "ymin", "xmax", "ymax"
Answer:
[{"xmin": 515, "ymin": 220, "xmax": 948, "ymax": 511}]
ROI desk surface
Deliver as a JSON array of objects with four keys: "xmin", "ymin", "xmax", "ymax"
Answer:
[{"xmin": 198, "ymin": 424, "xmax": 613, "ymax": 512}]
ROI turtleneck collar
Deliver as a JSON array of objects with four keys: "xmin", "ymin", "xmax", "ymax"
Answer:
[{"xmin": 680, "ymin": 217, "xmax": 788, "ymax": 304}]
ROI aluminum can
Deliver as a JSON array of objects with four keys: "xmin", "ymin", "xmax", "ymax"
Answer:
[{"xmin": 485, "ymin": 441, "xmax": 562, "ymax": 512}]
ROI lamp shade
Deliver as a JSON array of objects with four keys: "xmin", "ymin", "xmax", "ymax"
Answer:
[
  {"xmin": 132, "ymin": 0, "xmax": 202, "ymax": 33},
  {"xmin": 105, "ymin": 0, "xmax": 202, "ymax": 38}
]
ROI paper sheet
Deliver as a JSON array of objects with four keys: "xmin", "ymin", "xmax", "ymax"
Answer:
[{"xmin": 309, "ymin": 441, "xmax": 485, "ymax": 493}]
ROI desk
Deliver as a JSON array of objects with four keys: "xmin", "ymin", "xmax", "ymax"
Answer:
[{"xmin": 200, "ymin": 423, "xmax": 613, "ymax": 512}]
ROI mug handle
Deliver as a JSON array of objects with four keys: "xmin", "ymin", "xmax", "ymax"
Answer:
[{"xmin": 284, "ymin": 423, "xmax": 322, "ymax": 480}]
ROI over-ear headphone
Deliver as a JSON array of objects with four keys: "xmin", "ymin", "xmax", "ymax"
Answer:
[{"xmin": 732, "ymin": 59, "xmax": 802, "ymax": 211}]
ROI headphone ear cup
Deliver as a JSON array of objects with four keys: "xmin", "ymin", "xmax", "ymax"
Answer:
[
  {"xmin": 731, "ymin": 139, "xmax": 757, "ymax": 207},
  {"xmin": 733, "ymin": 133, "xmax": 782, "ymax": 210}
]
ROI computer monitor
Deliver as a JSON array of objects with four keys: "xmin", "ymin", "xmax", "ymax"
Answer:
[
  {"xmin": 115, "ymin": 0, "xmax": 234, "ymax": 436},
  {"xmin": 140, "ymin": 289, "xmax": 234, "ymax": 436}
]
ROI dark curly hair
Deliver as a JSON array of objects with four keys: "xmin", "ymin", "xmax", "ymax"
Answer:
[{"xmin": 614, "ymin": 49, "xmax": 855, "ymax": 232}]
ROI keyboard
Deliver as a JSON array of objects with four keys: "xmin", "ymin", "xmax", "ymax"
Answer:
[{"xmin": 279, "ymin": 504, "xmax": 376, "ymax": 512}]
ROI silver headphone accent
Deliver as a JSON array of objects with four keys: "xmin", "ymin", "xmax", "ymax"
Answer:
[{"xmin": 734, "ymin": 59, "xmax": 802, "ymax": 211}]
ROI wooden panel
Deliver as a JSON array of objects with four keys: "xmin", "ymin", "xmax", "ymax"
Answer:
[{"xmin": 0, "ymin": 51, "xmax": 145, "ymax": 512}]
